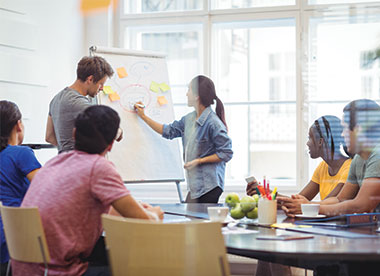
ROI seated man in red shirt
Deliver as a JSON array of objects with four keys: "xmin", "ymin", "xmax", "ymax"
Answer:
[{"xmin": 12, "ymin": 105, "xmax": 163, "ymax": 276}]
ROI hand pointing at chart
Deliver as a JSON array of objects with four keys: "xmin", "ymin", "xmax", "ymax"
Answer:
[
  {"xmin": 134, "ymin": 101, "xmax": 164, "ymax": 135},
  {"xmin": 134, "ymin": 76, "xmax": 233, "ymax": 204},
  {"xmin": 134, "ymin": 101, "xmax": 146, "ymax": 117}
]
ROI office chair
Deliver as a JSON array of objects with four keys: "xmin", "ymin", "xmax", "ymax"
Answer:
[
  {"xmin": 101, "ymin": 214, "xmax": 230, "ymax": 276},
  {"xmin": 0, "ymin": 205, "xmax": 50, "ymax": 276}
]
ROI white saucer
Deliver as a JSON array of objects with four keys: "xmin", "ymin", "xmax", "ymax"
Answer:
[{"xmin": 295, "ymin": 214, "xmax": 326, "ymax": 219}]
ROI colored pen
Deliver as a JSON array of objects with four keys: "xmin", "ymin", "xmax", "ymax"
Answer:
[
  {"xmin": 273, "ymin": 191, "xmax": 278, "ymax": 200},
  {"xmin": 255, "ymin": 187, "xmax": 261, "ymax": 197},
  {"xmin": 258, "ymin": 185, "xmax": 266, "ymax": 199},
  {"xmin": 135, "ymin": 103, "xmax": 145, "ymax": 108},
  {"xmin": 271, "ymin": 187, "xmax": 277, "ymax": 200},
  {"xmin": 263, "ymin": 176, "xmax": 266, "ymax": 194}
]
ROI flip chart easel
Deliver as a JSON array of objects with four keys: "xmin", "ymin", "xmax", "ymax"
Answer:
[{"xmin": 89, "ymin": 46, "xmax": 185, "ymax": 202}]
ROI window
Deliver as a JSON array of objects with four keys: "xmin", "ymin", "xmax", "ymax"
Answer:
[
  {"xmin": 211, "ymin": 0, "xmax": 295, "ymax": 9},
  {"xmin": 124, "ymin": 0, "xmax": 202, "ymax": 14},
  {"xmin": 124, "ymin": 24, "xmax": 203, "ymax": 104},
  {"xmin": 212, "ymin": 18, "xmax": 296, "ymax": 183},
  {"xmin": 309, "ymin": 0, "xmax": 380, "ymax": 4},
  {"xmin": 120, "ymin": 0, "xmax": 380, "ymax": 192}
]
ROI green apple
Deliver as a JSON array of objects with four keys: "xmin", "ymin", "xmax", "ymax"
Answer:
[
  {"xmin": 252, "ymin": 194, "xmax": 259, "ymax": 204},
  {"xmin": 230, "ymin": 203, "xmax": 245, "ymax": 219},
  {"xmin": 240, "ymin": 196, "xmax": 256, "ymax": 212},
  {"xmin": 225, "ymin": 192, "xmax": 240, "ymax": 208},
  {"xmin": 246, "ymin": 207, "xmax": 258, "ymax": 219}
]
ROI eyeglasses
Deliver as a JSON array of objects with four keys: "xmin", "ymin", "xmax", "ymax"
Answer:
[{"xmin": 314, "ymin": 116, "xmax": 335, "ymax": 159}]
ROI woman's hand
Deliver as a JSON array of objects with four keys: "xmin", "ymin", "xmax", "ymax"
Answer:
[
  {"xmin": 184, "ymin": 158, "xmax": 201, "ymax": 170},
  {"xmin": 134, "ymin": 101, "xmax": 145, "ymax": 117},
  {"xmin": 279, "ymin": 194, "xmax": 310, "ymax": 217}
]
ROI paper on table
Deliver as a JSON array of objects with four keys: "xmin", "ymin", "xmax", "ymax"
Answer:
[
  {"xmin": 103, "ymin": 86, "xmax": 116, "ymax": 95},
  {"xmin": 222, "ymin": 227, "xmax": 258, "ymax": 235},
  {"xmin": 256, "ymin": 234, "xmax": 314, "ymax": 241},
  {"xmin": 271, "ymin": 223, "xmax": 312, "ymax": 229},
  {"xmin": 116, "ymin": 67, "xmax": 128, "ymax": 78}
]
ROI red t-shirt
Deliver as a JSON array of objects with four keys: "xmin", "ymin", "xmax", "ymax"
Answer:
[{"xmin": 12, "ymin": 150, "xmax": 130, "ymax": 276}]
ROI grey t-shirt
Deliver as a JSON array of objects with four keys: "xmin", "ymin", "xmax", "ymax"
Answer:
[
  {"xmin": 347, "ymin": 145, "xmax": 380, "ymax": 187},
  {"xmin": 49, "ymin": 87, "xmax": 91, "ymax": 153}
]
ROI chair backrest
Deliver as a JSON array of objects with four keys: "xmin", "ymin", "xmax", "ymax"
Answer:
[
  {"xmin": 101, "ymin": 214, "xmax": 231, "ymax": 276},
  {"xmin": 0, "ymin": 205, "xmax": 50, "ymax": 263}
]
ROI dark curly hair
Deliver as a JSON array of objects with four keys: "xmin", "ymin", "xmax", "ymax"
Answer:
[{"xmin": 74, "ymin": 105, "xmax": 120, "ymax": 154}]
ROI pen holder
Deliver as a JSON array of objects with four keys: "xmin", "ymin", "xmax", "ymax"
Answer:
[{"xmin": 258, "ymin": 198, "xmax": 277, "ymax": 225}]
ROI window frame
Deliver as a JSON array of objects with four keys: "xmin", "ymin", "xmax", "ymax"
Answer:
[{"xmin": 118, "ymin": 0, "xmax": 380, "ymax": 194}]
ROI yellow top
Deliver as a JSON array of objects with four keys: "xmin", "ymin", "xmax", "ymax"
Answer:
[{"xmin": 311, "ymin": 159, "xmax": 352, "ymax": 200}]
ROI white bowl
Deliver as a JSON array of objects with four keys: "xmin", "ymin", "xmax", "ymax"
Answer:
[
  {"xmin": 301, "ymin": 204, "xmax": 320, "ymax": 217},
  {"xmin": 207, "ymin": 207, "xmax": 229, "ymax": 222}
]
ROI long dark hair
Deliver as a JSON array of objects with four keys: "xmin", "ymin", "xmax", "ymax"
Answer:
[
  {"xmin": 312, "ymin": 115, "xmax": 353, "ymax": 159},
  {"xmin": 74, "ymin": 105, "xmax": 120, "ymax": 154},
  {"xmin": 0, "ymin": 101, "xmax": 22, "ymax": 152},
  {"xmin": 190, "ymin": 75, "xmax": 228, "ymax": 130}
]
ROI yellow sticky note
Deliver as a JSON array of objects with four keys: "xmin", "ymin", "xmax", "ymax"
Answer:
[
  {"xmin": 108, "ymin": 93, "xmax": 120, "ymax": 102},
  {"xmin": 271, "ymin": 223, "xmax": 295, "ymax": 228},
  {"xmin": 159, "ymin": 82, "xmax": 170, "ymax": 92},
  {"xmin": 80, "ymin": 0, "xmax": 111, "ymax": 13},
  {"xmin": 116, "ymin": 67, "xmax": 128, "ymax": 78},
  {"xmin": 157, "ymin": 96, "xmax": 168, "ymax": 106},
  {"xmin": 103, "ymin": 86, "xmax": 116, "ymax": 95},
  {"xmin": 150, "ymin": 81, "xmax": 160, "ymax": 93}
]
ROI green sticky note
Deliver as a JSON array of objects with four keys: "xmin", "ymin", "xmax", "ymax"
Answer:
[
  {"xmin": 103, "ymin": 86, "xmax": 115, "ymax": 95},
  {"xmin": 150, "ymin": 81, "xmax": 160, "ymax": 93},
  {"xmin": 159, "ymin": 82, "xmax": 170, "ymax": 92}
]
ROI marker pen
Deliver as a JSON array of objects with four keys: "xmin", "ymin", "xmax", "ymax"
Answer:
[{"xmin": 135, "ymin": 103, "xmax": 145, "ymax": 108}]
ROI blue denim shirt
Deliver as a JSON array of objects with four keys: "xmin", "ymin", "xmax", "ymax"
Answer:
[{"xmin": 162, "ymin": 107, "xmax": 233, "ymax": 199}]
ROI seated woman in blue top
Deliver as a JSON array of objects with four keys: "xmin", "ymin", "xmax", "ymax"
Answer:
[
  {"xmin": 0, "ymin": 101, "xmax": 41, "ymax": 273},
  {"xmin": 135, "ymin": 75, "xmax": 233, "ymax": 203}
]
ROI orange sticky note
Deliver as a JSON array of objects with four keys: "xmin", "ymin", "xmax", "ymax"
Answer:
[
  {"xmin": 116, "ymin": 67, "xmax": 128, "ymax": 78},
  {"xmin": 157, "ymin": 96, "xmax": 168, "ymax": 106},
  {"xmin": 109, "ymin": 93, "xmax": 120, "ymax": 102}
]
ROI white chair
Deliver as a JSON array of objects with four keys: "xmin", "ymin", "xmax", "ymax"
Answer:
[
  {"xmin": 101, "ymin": 214, "xmax": 231, "ymax": 276},
  {"xmin": 0, "ymin": 205, "xmax": 50, "ymax": 276}
]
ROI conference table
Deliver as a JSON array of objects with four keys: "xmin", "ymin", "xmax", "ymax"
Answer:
[{"xmin": 156, "ymin": 203, "xmax": 380, "ymax": 276}]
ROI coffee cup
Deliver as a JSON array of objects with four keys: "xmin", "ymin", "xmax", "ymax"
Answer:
[
  {"xmin": 207, "ymin": 207, "xmax": 229, "ymax": 222},
  {"xmin": 301, "ymin": 204, "xmax": 320, "ymax": 217}
]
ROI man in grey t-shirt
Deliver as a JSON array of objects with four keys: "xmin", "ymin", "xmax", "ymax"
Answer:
[
  {"xmin": 45, "ymin": 56, "xmax": 114, "ymax": 153},
  {"xmin": 318, "ymin": 99, "xmax": 380, "ymax": 215}
]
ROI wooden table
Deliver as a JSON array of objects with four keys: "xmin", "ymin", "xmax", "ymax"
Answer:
[{"xmin": 156, "ymin": 203, "xmax": 380, "ymax": 275}]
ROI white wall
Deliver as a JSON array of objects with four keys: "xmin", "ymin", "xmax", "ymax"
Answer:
[{"xmin": 0, "ymin": 0, "xmax": 85, "ymax": 163}]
